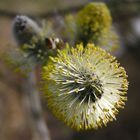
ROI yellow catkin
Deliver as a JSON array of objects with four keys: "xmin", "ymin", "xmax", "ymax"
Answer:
[
  {"xmin": 42, "ymin": 43, "xmax": 128, "ymax": 131},
  {"xmin": 76, "ymin": 2, "xmax": 112, "ymax": 44}
]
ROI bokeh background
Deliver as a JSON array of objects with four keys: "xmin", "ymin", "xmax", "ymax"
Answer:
[{"xmin": 0, "ymin": 0, "xmax": 140, "ymax": 140}]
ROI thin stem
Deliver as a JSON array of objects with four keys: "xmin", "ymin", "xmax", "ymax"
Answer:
[{"xmin": 22, "ymin": 69, "xmax": 51, "ymax": 140}]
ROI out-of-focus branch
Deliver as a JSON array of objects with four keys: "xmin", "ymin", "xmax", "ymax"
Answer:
[
  {"xmin": 0, "ymin": 4, "xmax": 85, "ymax": 19},
  {"xmin": 0, "ymin": 1, "xmax": 139, "ymax": 20},
  {"xmin": 12, "ymin": 14, "xmax": 51, "ymax": 140},
  {"xmin": 22, "ymin": 69, "xmax": 50, "ymax": 140}
]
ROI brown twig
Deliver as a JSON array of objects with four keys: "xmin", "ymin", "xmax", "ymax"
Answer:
[{"xmin": 0, "ymin": 1, "xmax": 139, "ymax": 20}]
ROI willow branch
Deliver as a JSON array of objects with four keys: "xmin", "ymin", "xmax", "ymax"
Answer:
[
  {"xmin": 0, "ymin": 1, "xmax": 139, "ymax": 20},
  {"xmin": 22, "ymin": 69, "xmax": 50, "ymax": 140}
]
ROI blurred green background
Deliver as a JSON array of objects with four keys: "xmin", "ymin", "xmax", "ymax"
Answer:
[{"xmin": 0, "ymin": 0, "xmax": 140, "ymax": 140}]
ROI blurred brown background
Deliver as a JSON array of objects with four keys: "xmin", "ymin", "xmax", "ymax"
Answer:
[{"xmin": 0, "ymin": 0, "xmax": 140, "ymax": 140}]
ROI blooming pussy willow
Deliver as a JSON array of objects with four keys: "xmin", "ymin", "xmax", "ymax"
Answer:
[
  {"xmin": 76, "ymin": 2, "xmax": 112, "ymax": 45},
  {"xmin": 42, "ymin": 43, "xmax": 128, "ymax": 130}
]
